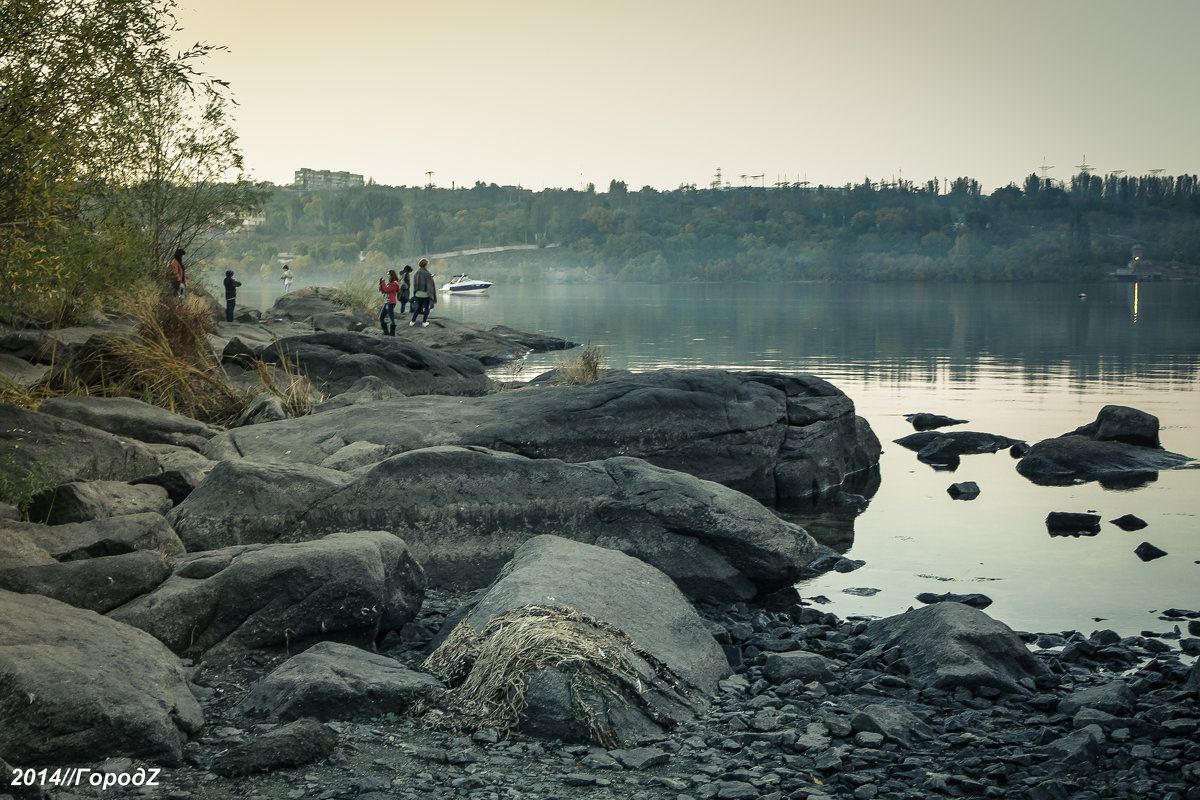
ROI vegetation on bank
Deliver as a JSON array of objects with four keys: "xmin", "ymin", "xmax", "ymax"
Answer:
[{"xmin": 212, "ymin": 173, "xmax": 1200, "ymax": 288}]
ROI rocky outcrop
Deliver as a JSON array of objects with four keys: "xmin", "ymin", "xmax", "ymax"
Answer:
[
  {"xmin": 1017, "ymin": 405, "xmax": 1194, "ymax": 486},
  {"xmin": 27, "ymin": 479, "xmax": 171, "ymax": 524},
  {"xmin": 108, "ymin": 531, "xmax": 425, "ymax": 663},
  {"xmin": 165, "ymin": 460, "xmax": 354, "ymax": 551},
  {"xmin": 0, "ymin": 550, "xmax": 171, "ymax": 613},
  {"xmin": 36, "ymin": 395, "xmax": 223, "ymax": 452},
  {"xmin": 424, "ymin": 535, "xmax": 729, "ymax": 745},
  {"xmin": 249, "ymin": 332, "xmax": 494, "ymax": 397},
  {"xmin": 241, "ymin": 641, "xmax": 443, "ymax": 722},
  {"xmin": 1, "ymin": 511, "xmax": 185, "ymax": 561},
  {"xmin": 0, "ymin": 402, "xmax": 161, "ymax": 484},
  {"xmin": 865, "ymin": 602, "xmax": 1048, "ymax": 695},
  {"xmin": 204, "ymin": 369, "xmax": 882, "ymax": 505},
  {"xmin": 0, "ymin": 589, "xmax": 203, "ymax": 766},
  {"xmin": 170, "ymin": 445, "xmax": 823, "ymax": 601}
]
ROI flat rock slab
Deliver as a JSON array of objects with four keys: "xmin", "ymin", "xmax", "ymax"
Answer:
[
  {"xmin": 171, "ymin": 445, "xmax": 822, "ymax": 601},
  {"xmin": 203, "ymin": 369, "xmax": 881, "ymax": 505},
  {"xmin": 1017, "ymin": 434, "xmax": 1194, "ymax": 486},
  {"xmin": 0, "ymin": 402, "xmax": 161, "ymax": 485}
]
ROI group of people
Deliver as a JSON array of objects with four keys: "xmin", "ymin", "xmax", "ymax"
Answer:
[
  {"xmin": 378, "ymin": 258, "xmax": 436, "ymax": 334},
  {"xmin": 168, "ymin": 249, "xmax": 439, "ymax": 330}
]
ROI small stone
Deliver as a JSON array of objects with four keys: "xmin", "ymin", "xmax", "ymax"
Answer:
[
  {"xmin": 947, "ymin": 481, "xmax": 981, "ymax": 500},
  {"xmin": 1134, "ymin": 542, "xmax": 1168, "ymax": 561},
  {"xmin": 1110, "ymin": 513, "xmax": 1148, "ymax": 531}
]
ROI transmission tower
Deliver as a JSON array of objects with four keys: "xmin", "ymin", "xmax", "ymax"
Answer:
[
  {"xmin": 1039, "ymin": 157, "xmax": 1055, "ymax": 188},
  {"xmin": 1074, "ymin": 154, "xmax": 1094, "ymax": 175}
]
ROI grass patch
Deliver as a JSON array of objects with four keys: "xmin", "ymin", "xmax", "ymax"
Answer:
[
  {"xmin": 330, "ymin": 279, "xmax": 378, "ymax": 312},
  {"xmin": 0, "ymin": 454, "xmax": 55, "ymax": 520}
]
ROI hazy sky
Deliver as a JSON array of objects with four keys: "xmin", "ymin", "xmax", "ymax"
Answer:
[{"xmin": 175, "ymin": 0, "xmax": 1199, "ymax": 193}]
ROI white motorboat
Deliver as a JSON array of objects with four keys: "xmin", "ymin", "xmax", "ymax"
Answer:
[{"xmin": 441, "ymin": 274, "xmax": 493, "ymax": 295}]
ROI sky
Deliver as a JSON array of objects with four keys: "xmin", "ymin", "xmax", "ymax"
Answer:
[{"xmin": 174, "ymin": 0, "xmax": 1200, "ymax": 193}]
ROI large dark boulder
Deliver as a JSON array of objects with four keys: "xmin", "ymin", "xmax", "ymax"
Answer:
[
  {"xmin": 865, "ymin": 603, "xmax": 1048, "ymax": 695},
  {"xmin": 895, "ymin": 430, "xmax": 1022, "ymax": 456},
  {"xmin": 203, "ymin": 369, "xmax": 881, "ymax": 505},
  {"xmin": 108, "ymin": 530, "xmax": 425, "ymax": 663},
  {"xmin": 27, "ymin": 480, "xmax": 171, "ymax": 524},
  {"xmin": 0, "ymin": 402, "xmax": 161, "ymax": 485},
  {"xmin": 251, "ymin": 332, "xmax": 493, "ymax": 397},
  {"xmin": 424, "ymin": 535, "xmax": 729, "ymax": 745},
  {"xmin": 1068, "ymin": 404, "xmax": 1161, "ymax": 447},
  {"xmin": 166, "ymin": 460, "xmax": 354, "ymax": 551},
  {"xmin": 1017, "ymin": 405, "xmax": 1194, "ymax": 485},
  {"xmin": 1017, "ymin": 436, "xmax": 1193, "ymax": 486},
  {"xmin": 172, "ymin": 445, "xmax": 823, "ymax": 601},
  {"xmin": 36, "ymin": 395, "xmax": 223, "ymax": 452},
  {"xmin": 0, "ymin": 589, "xmax": 204, "ymax": 765}
]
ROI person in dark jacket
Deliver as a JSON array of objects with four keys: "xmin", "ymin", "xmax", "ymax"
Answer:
[
  {"xmin": 223, "ymin": 270, "xmax": 241, "ymax": 322},
  {"xmin": 397, "ymin": 265, "xmax": 413, "ymax": 315},
  {"xmin": 409, "ymin": 258, "xmax": 437, "ymax": 327},
  {"xmin": 169, "ymin": 249, "xmax": 186, "ymax": 297}
]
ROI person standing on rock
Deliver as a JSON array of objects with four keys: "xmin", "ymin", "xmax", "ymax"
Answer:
[
  {"xmin": 397, "ymin": 265, "xmax": 413, "ymax": 315},
  {"xmin": 169, "ymin": 249, "xmax": 186, "ymax": 298},
  {"xmin": 280, "ymin": 264, "xmax": 293, "ymax": 293},
  {"xmin": 223, "ymin": 270, "xmax": 241, "ymax": 323},
  {"xmin": 379, "ymin": 269, "xmax": 401, "ymax": 335},
  {"xmin": 409, "ymin": 258, "xmax": 437, "ymax": 327}
]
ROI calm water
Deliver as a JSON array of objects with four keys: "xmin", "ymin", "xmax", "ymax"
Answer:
[{"xmin": 432, "ymin": 280, "xmax": 1200, "ymax": 638}]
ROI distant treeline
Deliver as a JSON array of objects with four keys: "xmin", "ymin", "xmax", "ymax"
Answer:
[{"xmin": 213, "ymin": 173, "xmax": 1200, "ymax": 283}]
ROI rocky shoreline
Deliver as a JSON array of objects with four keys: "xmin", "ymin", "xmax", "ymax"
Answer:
[
  {"xmin": 2, "ymin": 290, "xmax": 1198, "ymax": 800},
  {"xmin": 7, "ymin": 589, "xmax": 1197, "ymax": 800}
]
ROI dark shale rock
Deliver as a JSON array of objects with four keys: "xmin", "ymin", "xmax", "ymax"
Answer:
[
  {"xmin": 864, "ymin": 602, "xmax": 1047, "ymax": 695},
  {"xmin": 0, "ymin": 589, "xmax": 203, "ymax": 766},
  {"xmin": 250, "ymin": 332, "xmax": 493, "ymax": 398},
  {"xmin": 1134, "ymin": 541, "xmax": 1168, "ymax": 561},
  {"xmin": 947, "ymin": 481, "xmax": 981, "ymax": 499},
  {"xmin": 1068, "ymin": 404, "xmax": 1162, "ymax": 448},
  {"xmin": 0, "ymin": 402, "xmax": 161, "ymax": 485},
  {"xmin": 209, "ymin": 718, "xmax": 337, "ymax": 777},
  {"xmin": 895, "ymin": 430, "xmax": 1022, "ymax": 456},
  {"xmin": 241, "ymin": 641, "xmax": 442, "ymax": 722},
  {"xmin": 36, "ymin": 395, "xmax": 222, "ymax": 453},
  {"xmin": 203, "ymin": 369, "xmax": 882, "ymax": 506},
  {"xmin": 1, "ymin": 511, "xmax": 184, "ymax": 561},
  {"xmin": 1110, "ymin": 513, "xmax": 1148, "ymax": 531},
  {"xmin": 173, "ymin": 444, "xmax": 823, "ymax": 601},
  {"xmin": 1045, "ymin": 511, "xmax": 1102, "ymax": 535},
  {"xmin": 27, "ymin": 480, "xmax": 171, "ymax": 524},
  {"xmin": 915, "ymin": 591, "xmax": 993, "ymax": 609},
  {"xmin": 108, "ymin": 530, "xmax": 425, "ymax": 663},
  {"xmin": 904, "ymin": 412, "xmax": 968, "ymax": 431},
  {"xmin": 0, "ymin": 550, "xmax": 170, "ymax": 613}
]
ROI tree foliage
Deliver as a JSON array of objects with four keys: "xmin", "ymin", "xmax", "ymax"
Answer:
[{"xmin": 0, "ymin": 0, "xmax": 261, "ymax": 325}]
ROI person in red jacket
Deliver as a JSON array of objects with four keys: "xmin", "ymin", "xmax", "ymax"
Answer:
[{"xmin": 379, "ymin": 269, "xmax": 401, "ymax": 335}]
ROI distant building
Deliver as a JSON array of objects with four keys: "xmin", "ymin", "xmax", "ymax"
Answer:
[{"xmin": 293, "ymin": 168, "xmax": 364, "ymax": 191}]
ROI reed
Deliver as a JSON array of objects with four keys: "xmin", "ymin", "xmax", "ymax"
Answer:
[{"xmin": 554, "ymin": 344, "xmax": 606, "ymax": 386}]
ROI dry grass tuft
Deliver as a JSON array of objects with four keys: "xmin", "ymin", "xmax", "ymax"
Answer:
[
  {"xmin": 554, "ymin": 344, "xmax": 606, "ymax": 386},
  {"xmin": 422, "ymin": 604, "xmax": 680, "ymax": 746}
]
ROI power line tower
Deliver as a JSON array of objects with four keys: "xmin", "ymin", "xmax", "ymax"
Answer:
[
  {"xmin": 710, "ymin": 167, "xmax": 723, "ymax": 190},
  {"xmin": 1074, "ymin": 154, "xmax": 1094, "ymax": 175},
  {"xmin": 424, "ymin": 171, "xmax": 435, "ymax": 189},
  {"xmin": 1039, "ymin": 157, "xmax": 1055, "ymax": 189}
]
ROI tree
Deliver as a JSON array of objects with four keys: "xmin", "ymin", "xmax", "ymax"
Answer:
[{"xmin": 0, "ymin": 0, "xmax": 256, "ymax": 325}]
